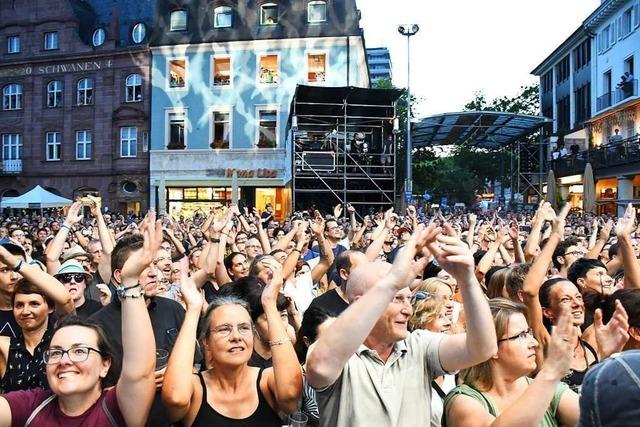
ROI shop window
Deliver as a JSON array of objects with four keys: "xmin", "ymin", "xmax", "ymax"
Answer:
[
  {"xmin": 168, "ymin": 112, "xmax": 186, "ymax": 149},
  {"xmin": 170, "ymin": 10, "xmax": 187, "ymax": 31},
  {"xmin": 169, "ymin": 59, "xmax": 186, "ymax": 88},
  {"xmin": 47, "ymin": 81, "xmax": 63, "ymax": 107},
  {"xmin": 184, "ymin": 188, "xmax": 197, "ymax": 199},
  {"xmin": 307, "ymin": 53, "xmax": 326, "ymax": 82},
  {"xmin": 260, "ymin": 3, "xmax": 278, "ymax": 25},
  {"xmin": 210, "ymin": 111, "xmax": 231, "ymax": 149},
  {"xmin": 214, "ymin": 6, "xmax": 233, "ymax": 28},
  {"xmin": 213, "ymin": 57, "xmax": 231, "ymax": 86},
  {"xmin": 308, "ymin": 1, "xmax": 327, "ymax": 23},
  {"xmin": 257, "ymin": 109, "xmax": 277, "ymax": 148},
  {"xmin": 198, "ymin": 188, "xmax": 213, "ymax": 199},
  {"xmin": 258, "ymin": 54, "xmax": 279, "ymax": 85}
]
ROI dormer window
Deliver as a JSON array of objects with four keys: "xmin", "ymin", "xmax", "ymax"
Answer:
[
  {"xmin": 132, "ymin": 23, "xmax": 146, "ymax": 43},
  {"xmin": 260, "ymin": 3, "xmax": 278, "ymax": 25},
  {"xmin": 92, "ymin": 28, "xmax": 105, "ymax": 47},
  {"xmin": 308, "ymin": 1, "xmax": 327, "ymax": 23},
  {"xmin": 214, "ymin": 6, "xmax": 233, "ymax": 28},
  {"xmin": 170, "ymin": 10, "xmax": 187, "ymax": 31}
]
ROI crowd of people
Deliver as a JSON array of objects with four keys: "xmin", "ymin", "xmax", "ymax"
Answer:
[{"xmin": 0, "ymin": 197, "xmax": 639, "ymax": 426}]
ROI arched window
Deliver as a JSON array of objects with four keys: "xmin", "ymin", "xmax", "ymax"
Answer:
[
  {"xmin": 260, "ymin": 3, "xmax": 278, "ymax": 25},
  {"xmin": 3, "ymin": 84, "xmax": 22, "ymax": 110},
  {"xmin": 170, "ymin": 10, "xmax": 187, "ymax": 31},
  {"xmin": 92, "ymin": 28, "xmax": 105, "ymax": 47},
  {"xmin": 125, "ymin": 74, "xmax": 142, "ymax": 102},
  {"xmin": 214, "ymin": 6, "xmax": 233, "ymax": 28},
  {"xmin": 132, "ymin": 23, "xmax": 146, "ymax": 43},
  {"xmin": 308, "ymin": 1, "xmax": 327, "ymax": 23},
  {"xmin": 76, "ymin": 78, "xmax": 94, "ymax": 105},
  {"xmin": 47, "ymin": 80, "xmax": 63, "ymax": 107}
]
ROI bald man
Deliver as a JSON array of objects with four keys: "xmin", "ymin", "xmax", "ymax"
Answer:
[{"xmin": 306, "ymin": 224, "xmax": 497, "ymax": 427}]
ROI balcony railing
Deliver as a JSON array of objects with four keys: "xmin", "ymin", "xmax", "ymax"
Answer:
[
  {"xmin": 596, "ymin": 92, "xmax": 612, "ymax": 111},
  {"xmin": 1, "ymin": 159, "xmax": 22, "ymax": 174},
  {"xmin": 615, "ymin": 79, "xmax": 638, "ymax": 103},
  {"xmin": 551, "ymin": 135, "xmax": 640, "ymax": 176}
]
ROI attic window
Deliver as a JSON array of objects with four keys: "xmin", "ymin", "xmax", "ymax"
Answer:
[
  {"xmin": 170, "ymin": 10, "xmax": 187, "ymax": 31},
  {"xmin": 214, "ymin": 6, "xmax": 233, "ymax": 28},
  {"xmin": 260, "ymin": 3, "xmax": 278, "ymax": 25},
  {"xmin": 92, "ymin": 28, "xmax": 105, "ymax": 47},
  {"xmin": 308, "ymin": 1, "xmax": 327, "ymax": 23},
  {"xmin": 132, "ymin": 23, "xmax": 146, "ymax": 43}
]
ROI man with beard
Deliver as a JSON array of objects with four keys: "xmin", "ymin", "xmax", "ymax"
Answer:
[{"xmin": 53, "ymin": 260, "xmax": 101, "ymax": 318}]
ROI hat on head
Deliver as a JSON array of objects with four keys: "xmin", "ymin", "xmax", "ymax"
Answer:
[
  {"xmin": 61, "ymin": 245, "xmax": 89, "ymax": 263},
  {"xmin": 579, "ymin": 350, "xmax": 640, "ymax": 426},
  {"xmin": 55, "ymin": 259, "xmax": 92, "ymax": 279}
]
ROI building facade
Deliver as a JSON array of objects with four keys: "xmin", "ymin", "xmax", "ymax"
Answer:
[
  {"xmin": 367, "ymin": 47, "xmax": 392, "ymax": 85},
  {"xmin": 533, "ymin": 0, "xmax": 640, "ymax": 216},
  {"xmin": 148, "ymin": 0, "xmax": 369, "ymax": 218},
  {"xmin": 0, "ymin": 0, "xmax": 155, "ymax": 213}
]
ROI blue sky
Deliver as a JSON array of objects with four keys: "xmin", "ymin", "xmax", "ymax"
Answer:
[{"xmin": 359, "ymin": 0, "xmax": 601, "ymax": 117}]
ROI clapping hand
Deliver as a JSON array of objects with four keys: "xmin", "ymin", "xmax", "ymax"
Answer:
[
  {"xmin": 260, "ymin": 258, "xmax": 284, "ymax": 306},
  {"xmin": 615, "ymin": 203, "xmax": 636, "ymax": 238},
  {"xmin": 542, "ymin": 307, "xmax": 577, "ymax": 380},
  {"xmin": 426, "ymin": 223, "xmax": 475, "ymax": 282},
  {"xmin": 594, "ymin": 300, "xmax": 629, "ymax": 359},
  {"xmin": 120, "ymin": 211, "xmax": 163, "ymax": 282},
  {"xmin": 385, "ymin": 224, "xmax": 438, "ymax": 291},
  {"xmin": 179, "ymin": 258, "xmax": 204, "ymax": 311},
  {"xmin": 65, "ymin": 202, "xmax": 83, "ymax": 227}
]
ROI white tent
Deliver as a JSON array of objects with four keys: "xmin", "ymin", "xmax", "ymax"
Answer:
[{"xmin": 0, "ymin": 185, "xmax": 72, "ymax": 209}]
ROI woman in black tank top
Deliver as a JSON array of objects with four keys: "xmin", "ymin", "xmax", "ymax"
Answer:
[{"xmin": 162, "ymin": 262, "xmax": 302, "ymax": 427}]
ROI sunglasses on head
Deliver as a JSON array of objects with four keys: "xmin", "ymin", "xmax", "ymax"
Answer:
[
  {"xmin": 59, "ymin": 273, "xmax": 85, "ymax": 283},
  {"xmin": 411, "ymin": 291, "xmax": 433, "ymax": 304}
]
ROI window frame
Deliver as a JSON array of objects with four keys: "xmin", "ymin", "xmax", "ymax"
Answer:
[
  {"xmin": 92, "ymin": 28, "xmax": 106, "ymax": 47},
  {"xmin": 260, "ymin": 3, "xmax": 279, "ymax": 26},
  {"xmin": 307, "ymin": 1, "xmax": 327, "ymax": 23},
  {"xmin": 44, "ymin": 31, "xmax": 59, "ymax": 50},
  {"xmin": 125, "ymin": 73, "xmax": 143, "ymax": 102},
  {"xmin": 76, "ymin": 78, "xmax": 94, "ymax": 106},
  {"xmin": 75, "ymin": 130, "xmax": 92, "ymax": 160},
  {"xmin": 306, "ymin": 50, "xmax": 328, "ymax": 84},
  {"xmin": 209, "ymin": 107, "xmax": 233, "ymax": 149},
  {"xmin": 7, "ymin": 35, "xmax": 20, "ymax": 54},
  {"xmin": 120, "ymin": 127, "xmax": 138, "ymax": 158},
  {"xmin": 214, "ymin": 6, "xmax": 233, "ymax": 28},
  {"xmin": 132, "ymin": 23, "xmax": 146, "ymax": 44},
  {"xmin": 3, "ymin": 84, "xmax": 23, "ymax": 110},
  {"xmin": 45, "ymin": 131, "xmax": 62, "ymax": 161},
  {"xmin": 212, "ymin": 55, "xmax": 232, "ymax": 88},
  {"xmin": 257, "ymin": 53, "xmax": 280, "ymax": 86},
  {"xmin": 47, "ymin": 80, "xmax": 63, "ymax": 108},
  {"xmin": 2, "ymin": 133, "xmax": 22, "ymax": 160},
  {"xmin": 255, "ymin": 106, "xmax": 279, "ymax": 149},
  {"xmin": 170, "ymin": 10, "xmax": 188, "ymax": 31},
  {"xmin": 167, "ymin": 57, "xmax": 188, "ymax": 90},
  {"xmin": 165, "ymin": 109, "xmax": 188, "ymax": 149}
]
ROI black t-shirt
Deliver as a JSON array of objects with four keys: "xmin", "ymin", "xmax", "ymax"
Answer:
[
  {"xmin": 0, "ymin": 308, "xmax": 19, "ymax": 338},
  {"xmin": 306, "ymin": 289, "xmax": 348, "ymax": 316},
  {"xmin": 75, "ymin": 299, "xmax": 102, "ymax": 319}
]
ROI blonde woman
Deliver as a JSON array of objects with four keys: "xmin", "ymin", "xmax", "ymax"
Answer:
[
  {"xmin": 417, "ymin": 278, "xmax": 464, "ymax": 333},
  {"xmin": 409, "ymin": 291, "xmax": 455, "ymax": 427}
]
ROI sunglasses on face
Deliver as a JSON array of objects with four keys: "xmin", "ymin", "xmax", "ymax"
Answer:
[{"xmin": 59, "ymin": 273, "xmax": 85, "ymax": 283}]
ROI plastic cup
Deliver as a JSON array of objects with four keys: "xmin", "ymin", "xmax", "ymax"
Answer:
[
  {"xmin": 288, "ymin": 412, "xmax": 308, "ymax": 427},
  {"xmin": 155, "ymin": 349, "xmax": 169, "ymax": 370}
]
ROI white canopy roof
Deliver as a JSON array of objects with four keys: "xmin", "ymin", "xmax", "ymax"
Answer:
[{"xmin": 0, "ymin": 185, "xmax": 72, "ymax": 208}]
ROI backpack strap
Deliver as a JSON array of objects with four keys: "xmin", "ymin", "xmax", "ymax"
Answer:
[
  {"xmin": 25, "ymin": 394, "xmax": 56, "ymax": 427},
  {"xmin": 101, "ymin": 398, "xmax": 118, "ymax": 427}
]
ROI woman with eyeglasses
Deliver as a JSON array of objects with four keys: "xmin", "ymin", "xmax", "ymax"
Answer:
[
  {"xmin": 444, "ymin": 298, "xmax": 579, "ymax": 427},
  {"xmin": 161, "ymin": 257, "xmax": 302, "ymax": 426},
  {"xmin": 0, "ymin": 217, "xmax": 161, "ymax": 426},
  {"xmin": 409, "ymin": 290, "xmax": 455, "ymax": 427}
]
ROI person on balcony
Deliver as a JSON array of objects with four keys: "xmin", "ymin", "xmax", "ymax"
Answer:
[{"xmin": 609, "ymin": 128, "xmax": 623, "ymax": 144}]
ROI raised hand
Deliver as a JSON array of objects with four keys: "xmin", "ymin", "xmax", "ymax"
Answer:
[
  {"xmin": 551, "ymin": 204, "xmax": 571, "ymax": 236},
  {"xmin": 333, "ymin": 204, "xmax": 343, "ymax": 219},
  {"xmin": 179, "ymin": 259, "xmax": 204, "ymax": 310},
  {"xmin": 88, "ymin": 195, "xmax": 101, "ymax": 218},
  {"xmin": 615, "ymin": 203, "xmax": 636, "ymax": 237},
  {"xmin": 347, "ymin": 204, "xmax": 356, "ymax": 215},
  {"xmin": 599, "ymin": 218, "xmax": 614, "ymax": 240},
  {"xmin": 407, "ymin": 205, "xmax": 416, "ymax": 218},
  {"xmin": 426, "ymin": 223, "xmax": 475, "ymax": 281},
  {"xmin": 385, "ymin": 211, "xmax": 398, "ymax": 230},
  {"xmin": 211, "ymin": 210, "xmax": 232, "ymax": 234},
  {"xmin": 309, "ymin": 217, "xmax": 325, "ymax": 236},
  {"xmin": 65, "ymin": 202, "xmax": 84, "ymax": 227},
  {"xmin": 508, "ymin": 221, "xmax": 519, "ymax": 240},
  {"xmin": 96, "ymin": 283, "xmax": 112, "ymax": 306},
  {"xmin": 259, "ymin": 258, "xmax": 284, "ymax": 306},
  {"xmin": 385, "ymin": 224, "xmax": 437, "ymax": 291},
  {"xmin": 542, "ymin": 307, "xmax": 576, "ymax": 380},
  {"xmin": 121, "ymin": 212, "xmax": 163, "ymax": 281},
  {"xmin": 594, "ymin": 300, "xmax": 629, "ymax": 359}
]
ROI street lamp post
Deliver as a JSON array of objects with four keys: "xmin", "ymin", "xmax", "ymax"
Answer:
[{"xmin": 398, "ymin": 24, "xmax": 419, "ymax": 203}]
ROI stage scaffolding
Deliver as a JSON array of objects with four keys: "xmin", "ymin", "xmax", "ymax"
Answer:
[{"xmin": 287, "ymin": 85, "xmax": 403, "ymax": 214}]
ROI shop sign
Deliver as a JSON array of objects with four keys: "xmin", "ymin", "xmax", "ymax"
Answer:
[{"xmin": 205, "ymin": 168, "xmax": 278, "ymax": 178}]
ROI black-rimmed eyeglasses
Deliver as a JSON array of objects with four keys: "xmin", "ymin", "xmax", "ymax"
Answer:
[{"xmin": 43, "ymin": 346, "xmax": 103, "ymax": 364}]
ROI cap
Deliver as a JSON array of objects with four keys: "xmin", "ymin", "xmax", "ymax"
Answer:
[
  {"xmin": 579, "ymin": 350, "xmax": 640, "ymax": 426},
  {"xmin": 61, "ymin": 245, "xmax": 89, "ymax": 263},
  {"xmin": 55, "ymin": 260, "xmax": 92, "ymax": 279}
]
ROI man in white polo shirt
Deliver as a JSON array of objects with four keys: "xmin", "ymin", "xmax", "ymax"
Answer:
[{"xmin": 306, "ymin": 224, "xmax": 497, "ymax": 427}]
